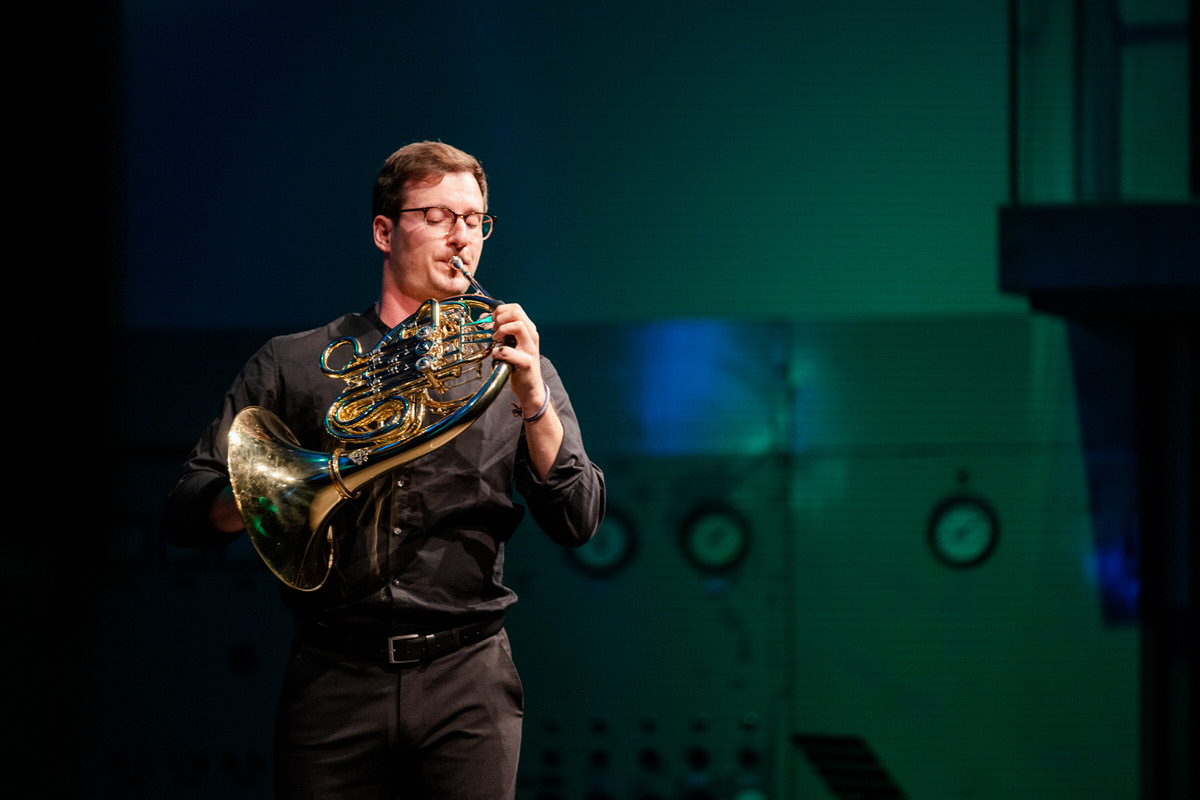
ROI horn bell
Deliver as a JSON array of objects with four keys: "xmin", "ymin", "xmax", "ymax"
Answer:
[{"xmin": 228, "ymin": 407, "xmax": 336, "ymax": 591}]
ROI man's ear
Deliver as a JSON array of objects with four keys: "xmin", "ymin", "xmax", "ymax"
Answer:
[{"xmin": 373, "ymin": 215, "xmax": 393, "ymax": 253}]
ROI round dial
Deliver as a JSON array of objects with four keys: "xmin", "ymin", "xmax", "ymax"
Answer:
[
  {"xmin": 927, "ymin": 494, "xmax": 999, "ymax": 568},
  {"xmin": 680, "ymin": 505, "xmax": 750, "ymax": 572},
  {"xmin": 568, "ymin": 510, "xmax": 635, "ymax": 576}
]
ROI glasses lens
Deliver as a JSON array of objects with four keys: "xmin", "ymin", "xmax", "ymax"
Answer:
[
  {"xmin": 423, "ymin": 207, "xmax": 453, "ymax": 230},
  {"xmin": 419, "ymin": 207, "xmax": 493, "ymax": 239}
]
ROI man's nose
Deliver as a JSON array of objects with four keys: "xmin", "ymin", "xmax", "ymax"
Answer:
[{"xmin": 446, "ymin": 215, "xmax": 472, "ymax": 246}]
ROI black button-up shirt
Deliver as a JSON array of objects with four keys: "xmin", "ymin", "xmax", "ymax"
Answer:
[{"xmin": 165, "ymin": 305, "xmax": 605, "ymax": 634}]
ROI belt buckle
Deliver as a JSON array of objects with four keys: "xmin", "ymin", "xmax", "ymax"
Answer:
[{"xmin": 387, "ymin": 633, "xmax": 422, "ymax": 665}]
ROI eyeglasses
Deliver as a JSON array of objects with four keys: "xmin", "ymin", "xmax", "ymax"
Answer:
[{"xmin": 397, "ymin": 206, "xmax": 496, "ymax": 240}]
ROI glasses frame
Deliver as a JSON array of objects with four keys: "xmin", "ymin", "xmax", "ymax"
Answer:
[{"xmin": 397, "ymin": 206, "xmax": 496, "ymax": 240}]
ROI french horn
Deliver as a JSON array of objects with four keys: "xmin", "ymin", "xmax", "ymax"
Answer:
[{"xmin": 228, "ymin": 257, "xmax": 510, "ymax": 591}]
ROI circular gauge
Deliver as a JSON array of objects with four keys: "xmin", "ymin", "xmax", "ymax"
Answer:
[
  {"xmin": 927, "ymin": 494, "xmax": 1000, "ymax": 568},
  {"xmin": 679, "ymin": 505, "xmax": 751, "ymax": 573},
  {"xmin": 567, "ymin": 509, "xmax": 636, "ymax": 576}
]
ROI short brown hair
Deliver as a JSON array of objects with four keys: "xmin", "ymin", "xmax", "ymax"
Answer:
[{"xmin": 372, "ymin": 141, "xmax": 488, "ymax": 220}]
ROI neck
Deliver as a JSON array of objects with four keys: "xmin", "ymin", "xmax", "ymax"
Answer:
[
  {"xmin": 377, "ymin": 261, "xmax": 425, "ymax": 328},
  {"xmin": 377, "ymin": 293, "xmax": 422, "ymax": 329}
]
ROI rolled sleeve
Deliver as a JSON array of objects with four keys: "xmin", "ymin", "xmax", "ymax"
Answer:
[{"xmin": 515, "ymin": 362, "xmax": 606, "ymax": 547}]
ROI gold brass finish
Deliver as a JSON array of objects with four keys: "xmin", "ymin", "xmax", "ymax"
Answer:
[{"xmin": 229, "ymin": 279, "xmax": 509, "ymax": 591}]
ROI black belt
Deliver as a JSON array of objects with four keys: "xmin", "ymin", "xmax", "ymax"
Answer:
[{"xmin": 298, "ymin": 615, "xmax": 505, "ymax": 665}]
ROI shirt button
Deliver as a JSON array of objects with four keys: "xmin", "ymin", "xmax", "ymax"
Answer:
[
  {"xmin": 391, "ymin": 578, "xmax": 402, "ymax": 587},
  {"xmin": 396, "ymin": 478, "xmax": 405, "ymax": 488},
  {"xmin": 392, "ymin": 527, "xmax": 402, "ymax": 536}
]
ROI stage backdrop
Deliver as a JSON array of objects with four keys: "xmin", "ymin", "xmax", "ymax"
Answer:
[{"xmin": 121, "ymin": 0, "xmax": 1019, "ymax": 331}]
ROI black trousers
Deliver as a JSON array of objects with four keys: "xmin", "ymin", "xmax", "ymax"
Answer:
[{"xmin": 273, "ymin": 629, "xmax": 524, "ymax": 800}]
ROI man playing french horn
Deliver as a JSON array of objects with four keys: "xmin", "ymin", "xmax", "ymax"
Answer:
[{"xmin": 165, "ymin": 140, "xmax": 606, "ymax": 799}]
